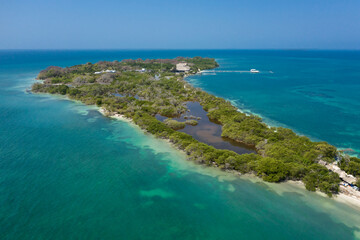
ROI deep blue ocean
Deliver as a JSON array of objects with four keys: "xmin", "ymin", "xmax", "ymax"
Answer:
[{"xmin": 1, "ymin": 50, "xmax": 360, "ymax": 239}]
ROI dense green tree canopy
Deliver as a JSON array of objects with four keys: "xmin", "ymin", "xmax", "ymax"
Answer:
[{"xmin": 32, "ymin": 57, "xmax": 360, "ymax": 197}]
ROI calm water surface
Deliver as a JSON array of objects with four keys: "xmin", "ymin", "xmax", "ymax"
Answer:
[
  {"xmin": 1, "ymin": 50, "xmax": 360, "ymax": 239},
  {"xmin": 156, "ymin": 102, "xmax": 256, "ymax": 154},
  {"xmin": 187, "ymin": 50, "xmax": 360, "ymax": 157}
]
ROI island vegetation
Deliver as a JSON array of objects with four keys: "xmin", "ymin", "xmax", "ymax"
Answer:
[
  {"xmin": 32, "ymin": 57, "xmax": 360, "ymax": 197},
  {"xmin": 185, "ymin": 120, "xmax": 198, "ymax": 126},
  {"xmin": 164, "ymin": 118, "xmax": 186, "ymax": 130}
]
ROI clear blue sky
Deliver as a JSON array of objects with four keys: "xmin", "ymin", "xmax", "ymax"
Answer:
[{"xmin": 1, "ymin": 0, "xmax": 360, "ymax": 49}]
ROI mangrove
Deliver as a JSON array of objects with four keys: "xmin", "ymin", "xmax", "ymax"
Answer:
[{"xmin": 31, "ymin": 57, "xmax": 360, "ymax": 197}]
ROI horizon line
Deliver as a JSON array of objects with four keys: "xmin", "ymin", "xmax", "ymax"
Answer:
[{"xmin": 1, "ymin": 48, "xmax": 360, "ymax": 51}]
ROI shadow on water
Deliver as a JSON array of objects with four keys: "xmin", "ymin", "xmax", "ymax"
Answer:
[{"xmin": 156, "ymin": 102, "xmax": 256, "ymax": 155}]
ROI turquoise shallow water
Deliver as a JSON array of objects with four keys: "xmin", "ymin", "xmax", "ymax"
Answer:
[
  {"xmin": 1, "ymin": 50, "xmax": 360, "ymax": 239},
  {"xmin": 187, "ymin": 50, "xmax": 360, "ymax": 157}
]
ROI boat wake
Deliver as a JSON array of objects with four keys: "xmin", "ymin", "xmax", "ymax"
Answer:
[{"xmin": 201, "ymin": 69, "xmax": 273, "ymax": 74}]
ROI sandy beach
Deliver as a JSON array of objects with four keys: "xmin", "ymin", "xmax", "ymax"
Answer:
[
  {"xmin": 98, "ymin": 107, "xmax": 133, "ymax": 123},
  {"xmin": 98, "ymin": 106, "xmax": 360, "ymax": 210}
]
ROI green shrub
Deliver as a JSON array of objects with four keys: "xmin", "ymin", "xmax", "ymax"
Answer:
[{"xmin": 164, "ymin": 119, "xmax": 186, "ymax": 130}]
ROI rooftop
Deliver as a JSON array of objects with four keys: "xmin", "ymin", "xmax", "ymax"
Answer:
[{"xmin": 176, "ymin": 63, "xmax": 190, "ymax": 72}]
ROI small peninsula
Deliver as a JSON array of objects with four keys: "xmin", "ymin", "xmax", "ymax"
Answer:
[{"xmin": 32, "ymin": 57, "xmax": 360, "ymax": 198}]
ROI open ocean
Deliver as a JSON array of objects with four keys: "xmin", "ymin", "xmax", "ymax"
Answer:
[{"xmin": 1, "ymin": 50, "xmax": 360, "ymax": 239}]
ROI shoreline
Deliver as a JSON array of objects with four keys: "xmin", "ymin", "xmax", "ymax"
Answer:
[
  {"xmin": 32, "ymin": 86, "xmax": 360, "ymax": 210},
  {"xmin": 31, "ymin": 57, "xmax": 360, "ymax": 210},
  {"xmin": 286, "ymin": 179, "xmax": 360, "ymax": 210},
  {"xmin": 336, "ymin": 188, "xmax": 360, "ymax": 210},
  {"xmin": 185, "ymin": 75, "xmax": 360, "ymax": 158},
  {"xmin": 97, "ymin": 106, "xmax": 360, "ymax": 209},
  {"xmin": 98, "ymin": 107, "xmax": 134, "ymax": 123}
]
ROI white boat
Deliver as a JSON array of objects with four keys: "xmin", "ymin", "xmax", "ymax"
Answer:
[{"xmin": 250, "ymin": 69, "xmax": 259, "ymax": 73}]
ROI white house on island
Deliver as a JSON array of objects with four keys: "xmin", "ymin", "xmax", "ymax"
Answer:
[
  {"xmin": 176, "ymin": 63, "xmax": 190, "ymax": 72},
  {"xmin": 94, "ymin": 70, "xmax": 116, "ymax": 74},
  {"xmin": 135, "ymin": 68, "xmax": 146, "ymax": 73}
]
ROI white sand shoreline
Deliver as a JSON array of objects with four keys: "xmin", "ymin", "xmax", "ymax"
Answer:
[
  {"xmin": 287, "ymin": 180, "xmax": 360, "ymax": 210},
  {"xmin": 98, "ymin": 107, "xmax": 133, "ymax": 123},
  {"xmin": 32, "ymin": 87, "xmax": 360, "ymax": 210},
  {"xmin": 98, "ymin": 106, "xmax": 360, "ymax": 210}
]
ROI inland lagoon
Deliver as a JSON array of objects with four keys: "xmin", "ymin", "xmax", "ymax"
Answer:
[
  {"xmin": 155, "ymin": 101, "xmax": 256, "ymax": 155},
  {"xmin": 1, "ymin": 50, "xmax": 360, "ymax": 239}
]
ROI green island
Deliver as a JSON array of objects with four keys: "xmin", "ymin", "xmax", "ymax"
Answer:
[{"xmin": 32, "ymin": 57, "xmax": 360, "ymax": 197}]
